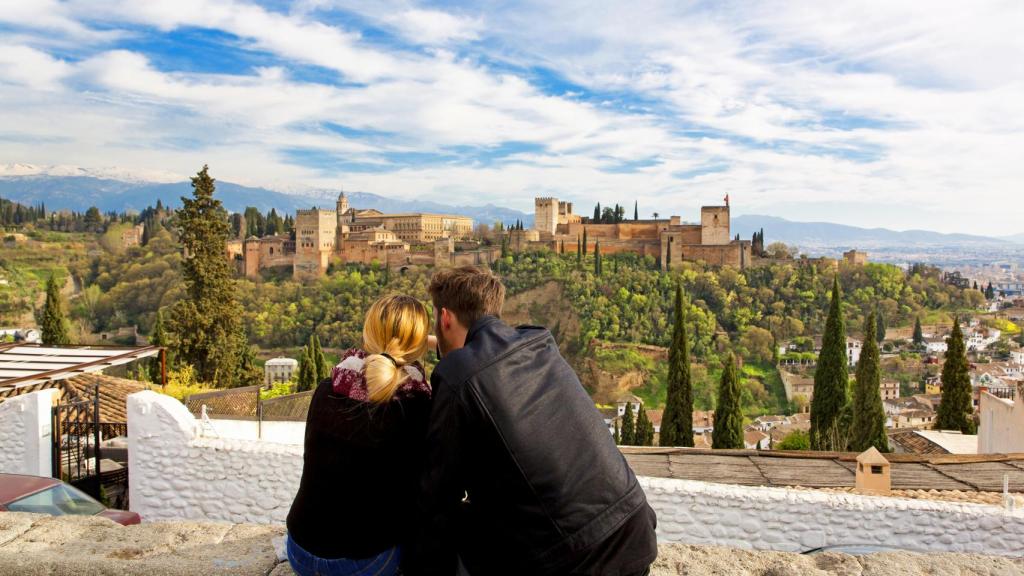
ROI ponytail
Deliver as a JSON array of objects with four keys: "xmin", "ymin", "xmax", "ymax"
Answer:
[{"xmin": 362, "ymin": 296, "xmax": 430, "ymax": 403}]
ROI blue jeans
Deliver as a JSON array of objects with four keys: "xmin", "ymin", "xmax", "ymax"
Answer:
[{"xmin": 286, "ymin": 534, "xmax": 402, "ymax": 576}]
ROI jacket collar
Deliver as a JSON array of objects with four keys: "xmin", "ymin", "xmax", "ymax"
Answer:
[{"xmin": 465, "ymin": 315, "xmax": 502, "ymax": 344}]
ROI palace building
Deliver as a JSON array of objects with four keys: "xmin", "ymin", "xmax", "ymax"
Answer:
[{"xmin": 516, "ymin": 197, "xmax": 753, "ymax": 270}]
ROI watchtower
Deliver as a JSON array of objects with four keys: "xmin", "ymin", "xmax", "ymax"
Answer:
[
  {"xmin": 535, "ymin": 197, "xmax": 560, "ymax": 235},
  {"xmin": 700, "ymin": 206, "xmax": 730, "ymax": 245}
]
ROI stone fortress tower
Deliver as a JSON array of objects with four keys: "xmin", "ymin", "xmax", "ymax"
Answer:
[{"xmin": 293, "ymin": 208, "xmax": 338, "ymax": 281}]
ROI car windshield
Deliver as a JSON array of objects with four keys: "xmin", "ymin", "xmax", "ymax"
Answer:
[{"xmin": 6, "ymin": 483, "xmax": 106, "ymax": 517}]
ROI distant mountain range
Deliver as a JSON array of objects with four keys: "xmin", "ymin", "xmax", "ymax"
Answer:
[
  {"xmin": 2, "ymin": 164, "xmax": 1019, "ymax": 249},
  {"xmin": 732, "ymin": 215, "xmax": 1015, "ymax": 249},
  {"xmin": 0, "ymin": 165, "xmax": 531, "ymax": 227}
]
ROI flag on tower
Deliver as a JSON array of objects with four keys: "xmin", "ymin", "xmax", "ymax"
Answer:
[{"xmin": 724, "ymin": 194, "xmax": 730, "ymax": 206}]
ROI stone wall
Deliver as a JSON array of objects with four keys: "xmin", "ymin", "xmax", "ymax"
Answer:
[
  {"xmin": 640, "ymin": 476, "xmax": 1024, "ymax": 557},
  {"xmin": 0, "ymin": 389, "xmax": 58, "ymax": 476},
  {"xmin": 979, "ymin": 390, "xmax": 1024, "ymax": 453},
  {"xmin": 128, "ymin": 391, "xmax": 1024, "ymax": 557}
]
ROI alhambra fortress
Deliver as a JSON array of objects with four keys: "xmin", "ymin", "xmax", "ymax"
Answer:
[{"xmin": 227, "ymin": 192, "xmax": 774, "ymax": 280}]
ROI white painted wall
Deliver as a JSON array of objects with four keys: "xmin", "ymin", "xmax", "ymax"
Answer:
[
  {"xmin": 0, "ymin": 389, "xmax": 58, "ymax": 476},
  {"xmin": 128, "ymin": 391, "xmax": 302, "ymax": 524},
  {"xmin": 641, "ymin": 476, "xmax": 1024, "ymax": 557},
  {"xmin": 979, "ymin": 391, "xmax": 1024, "ymax": 453},
  {"xmin": 128, "ymin": 391, "xmax": 1024, "ymax": 557},
  {"xmin": 203, "ymin": 418, "xmax": 304, "ymax": 445}
]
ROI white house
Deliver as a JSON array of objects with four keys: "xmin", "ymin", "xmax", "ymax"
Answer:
[
  {"xmin": 925, "ymin": 339, "xmax": 948, "ymax": 354},
  {"xmin": 264, "ymin": 357, "xmax": 299, "ymax": 385},
  {"xmin": 847, "ymin": 338, "xmax": 862, "ymax": 367},
  {"xmin": 979, "ymin": 387, "xmax": 1024, "ymax": 453}
]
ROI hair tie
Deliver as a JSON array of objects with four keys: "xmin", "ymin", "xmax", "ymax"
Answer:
[{"xmin": 380, "ymin": 353, "xmax": 399, "ymax": 367}]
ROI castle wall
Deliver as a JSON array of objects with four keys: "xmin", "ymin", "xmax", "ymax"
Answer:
[
  {"xmin": 700, "ymin": 206, "xmax": 730, "ymax": 245},
  {"xmin": 243, "ymin": 240, "xmax": 260, "ymax": 279},
  {"xmin": 662, "ymin": 239, "xmax": 751, "ymax": 270}
]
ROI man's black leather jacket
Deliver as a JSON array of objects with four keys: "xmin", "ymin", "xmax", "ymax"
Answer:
[{"xmin": 408, "ymin": 316, "xmax": 656, "ymax": 575}]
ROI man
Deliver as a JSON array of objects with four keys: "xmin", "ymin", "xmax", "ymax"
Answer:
[{"xmin": 409, "ymin": 266, "xmax": 657, "ymax": 576}]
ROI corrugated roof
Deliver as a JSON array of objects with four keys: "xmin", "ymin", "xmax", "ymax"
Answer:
[{"xmin": 0, "ymin": 344, "xmax": 161, "ymax": 393}]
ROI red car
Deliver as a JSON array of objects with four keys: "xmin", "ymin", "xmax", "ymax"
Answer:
[{"xmin": 0, "ymin": 473, "xmax": 140, "ymax": 525}]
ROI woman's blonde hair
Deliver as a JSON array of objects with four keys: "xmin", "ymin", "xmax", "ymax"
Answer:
[{"xmin": 362, "ymin": 295, "xmax": 430, "ymax": 403}]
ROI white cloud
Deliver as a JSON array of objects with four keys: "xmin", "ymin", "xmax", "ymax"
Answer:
[
  {"xmin": 0, "ymin": 44, "xmax": 72, "ymax": 91},
  {"xmin": 385, "ymin": 8, "xmax": 482, "ymax": 45}
]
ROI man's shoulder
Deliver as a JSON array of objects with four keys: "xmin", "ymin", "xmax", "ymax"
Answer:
[{"xmin": 435, "ymin": 322, "xmax": 553, "ymax": 384}]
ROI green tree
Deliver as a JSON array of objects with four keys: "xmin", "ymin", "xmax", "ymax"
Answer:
[
  {"xmin": 594, "ymin": 240, "xmax": 602, "ymax": 276},
  {"xmin": 776, "ymin": 429, "xmax": 810, "ymax": 450},
  {"xmin": 295, "ymin": 346, "xmax": 316, "ymax": 392},
  {"xmin": 172, "ymin": 165, "xmax": 245, "ymax": 386},
  {"xmin": 576, "ymin": 236, "xmax": 582, "ymax": 267},
  {"xmin": 613, "ymin": 419, "xmax": 621, "ymax": 444},
  {"xmin": 810, "ymin": 276, "xmax": 849, "ymax": 451},
  {"xmin": 875, "ymin": 311, "xmax": 886, "ymax": 343},
  {"xmin": 634, "ymin": 201, "xmax": 639, "ymax": 221},
  {"xmin": 712, "ymin": 353, "xmax": 744, "ymax": 449},
  {"xmin": 620, "ymin": 403, "xmax": 636, "ymax": 445},
  {"xmin": 310, "ymin": 333, "xmax": 329, "ymax": 382},
  {"xmin": 41, "ymin": 273, "xmax": 70, "ymax": 345},
  {"xmin": 235, "ymin": 341, "xmax": 263, "ymax": 388},
  {"xmin": 635, "ymin": 407, "xmax": 654, "ymax": 446},
  {"xmin": 148, "ymin": 309, "xmax": 170, "ymax": 383},
  {"xmin": 935, "ymin": 318, "xmax": 977, "ymax": 434},
  {"xmin": 660, "ymin": 284, "xmax": 693, "ymax": 447},
  {"xmin": 850, "ymin": 311, "xmax": 889, "ymax": 452},
  {"xmin": 582, "ymin": 228, "xmax": 588, "ymax": 256},
  {"xmin": 912, "ymin": 317, "xmax": 924, "ymax": 346}
]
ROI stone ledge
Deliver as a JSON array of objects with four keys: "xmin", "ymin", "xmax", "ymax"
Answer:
[{"xmin": 1, "ymin": 513, "xmax": 1021, "ymax": 576}]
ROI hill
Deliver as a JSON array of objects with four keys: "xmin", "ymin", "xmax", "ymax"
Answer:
[{"xmin": 732, "ymin": 215, "xmax": 1009, "ymax": 248}]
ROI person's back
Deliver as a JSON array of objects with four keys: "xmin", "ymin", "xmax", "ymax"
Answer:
[{"xmin": 411, "ymin": 267, "xmax": 657, "ymax": 576}]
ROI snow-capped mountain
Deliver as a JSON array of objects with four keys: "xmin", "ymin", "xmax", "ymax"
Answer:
[{"xmin": 0, "ymin": 163, "xmax": 186, "ymax": 184}]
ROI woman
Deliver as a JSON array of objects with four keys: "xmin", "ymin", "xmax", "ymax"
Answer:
[{"xmin": 286, "ymin": 295, "xmax": 433, "ymax": 576}]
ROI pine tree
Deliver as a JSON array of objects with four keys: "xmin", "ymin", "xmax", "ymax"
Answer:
[
  {"xmin": 310, "ymin": 333, "xmax": 329, "ymax": 382},
  {"xmin": 851, "ymin": 311, "xmax": 888, "ymax": 452},
  {"xmin": 913, "ymin": 317, "xmax": 924, "ymax": 346},
  {"xmin": 936, "ymin": 318, "xmax": 977, "ymax": 434},
  {"xmin": 634, "ymin": 201, "xmax": 639, "ymax": 221},
  {"xmin": 594, "ymin": 240, "xmax": 602, "ymax": 276},
  {"xmin": 40, "ymin": 273, "xmax": 70, "ymax": 345},
  {"xmin": 712, "ymin": 353, "xmax": 744, "ymax": 449},
  {"xmin": 661, "ymin": 284, "xmax": 693, "ymax": 447},
  {"xmin": 620, "ymin": 403, "xmax": 636, "ymax": 445},
  {"xmin": 875, "ymin": 311, "xmax": 886, "ymax": 343},
  {"xmin": 810, "ymin": 276, "xmax": 850, "ymax": 451},
  {"xmin": 148, "ymin": 309, "xmax": 170, "ymax": 383},
  {"xmin": 172, "ymin": 165, "xmax": 246, "ymax": 387}
]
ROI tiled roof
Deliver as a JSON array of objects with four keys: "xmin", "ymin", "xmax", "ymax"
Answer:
[
  {"xmin": 0, "ymin": 372, "xmax": 146, "ymax": 423},
  {"xmin": 889, "ymin": 429, "xmax": 949, "ymax": 455}
]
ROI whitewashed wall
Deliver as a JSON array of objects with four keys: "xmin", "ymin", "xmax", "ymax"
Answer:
[
  {"xmin": 204, "ymin": 418, "xmax": 304, "ymax": 445},
  {"xmin": 128, "ymin": 391, "xmax": 302, "ymax": 524},
  {"xmin": 0, "ymin": 389, "xmax": 58, "ymax": 476},
  {"xmin": 128, "ymin": 391, "xmax": 1024, "ymax": 557},
  {"xmin": 641, "ymin": 476, "xmax": 1024, "ymax": 557}
]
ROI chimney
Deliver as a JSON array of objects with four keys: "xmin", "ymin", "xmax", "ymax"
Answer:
[{"xmin": 855, "ymin": 447, "xmax": 891, "ymax": 496}]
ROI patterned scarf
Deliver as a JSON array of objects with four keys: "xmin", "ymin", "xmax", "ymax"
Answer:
[{"xmin": 331, "ymin": 348, "xmax": 431, "ymax": 401}]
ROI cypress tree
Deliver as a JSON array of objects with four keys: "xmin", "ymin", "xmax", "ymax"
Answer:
[
  {"xmin": 296, "ymin": 346, "xmax": 316, "ymax": 392},
  {"xmin": 851, "ymin": 311, "xmax": 888, "ymax": 452},
  {"xmin": 576, "ymin": 236, "xmax": 582, "ymax": 266},
  {"xmin": 593, "ymin": 204, "xmax": 600, "ymax": 222},
  {"xmin": 172, "ymin": 165, "xmax": 246, "ymax": 387},
  {"xmin": 620, "ymin": 403, "xmax": 636, "ymax": 445},
  {"xmin": 661, "ymin": 284, "xmax": 693, "ymax": 447},
  {"xmin": 712, "ymin": 353, "xmax": 744, "ymax": 449},
  {"xmin": 936, "ymin": 319, "xmax": 977, "ymax": 434},
  {"xmin": 810, "ymin": 276, "xmax": 849, "ymax": 451},
  {"xmin": 149, "ymin": 309, "xmax": 170, "ymax": 383},
  {"xmin": 634, "ymin": 201, "xmax": 639, "ymax": 221},
  {"xmin": 875, "ymin": 311, "xmax": 886, "ymax": 343},
  {"xmin": 311, "ymin": 333, "xmax": 329, "ymax": 382},
  {"xmin": 613, "ymin": 419, "xmax": 621, "ymax": 444},
  {"xmin": 41, "ymin": 273, "xmax": 70, "ymax": 345},
  {"xmin": 582, "ymin": 228, "xmax": 588, "ymax": 255},
  {"xmin": 912, "ymin": 317, "xmax": 924, "ymax": 346},
  {"xmin": 635, "ymin": 407, "xmax": 654, "ymax": 446},
  {"xmin": 594, "ymin": 240, "xmax": 602, "ymax": 276}
]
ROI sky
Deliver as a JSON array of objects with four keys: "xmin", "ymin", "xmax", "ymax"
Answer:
[{"xmin": 1, "ymin": 0, "xmax": 1023, "ymax": 235}]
